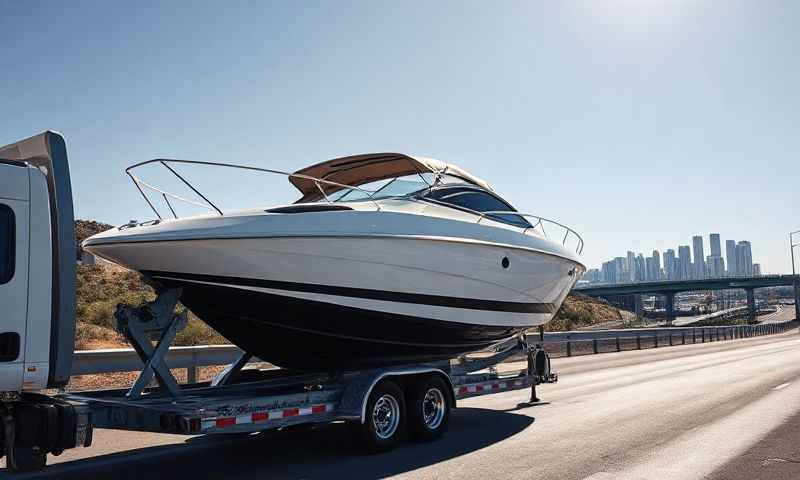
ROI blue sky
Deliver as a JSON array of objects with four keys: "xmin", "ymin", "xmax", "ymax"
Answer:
[{"xmin": 1, "ymin": 1, "xmax": 798, "ymax": 273}]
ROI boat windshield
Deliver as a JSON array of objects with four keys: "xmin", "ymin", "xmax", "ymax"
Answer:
[{"xmin": 330, "ymin": 173, "xmax": 469, "ymax": 202}]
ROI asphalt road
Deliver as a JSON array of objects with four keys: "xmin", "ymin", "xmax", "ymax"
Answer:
[{"xmin": 8, "ymin": 330, "xmax": 800, "ymax": 480}]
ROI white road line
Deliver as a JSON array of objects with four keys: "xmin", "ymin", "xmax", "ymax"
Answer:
[{"xmin": 582, "ymin": 380, "xmax": 800, "ymax": 480}]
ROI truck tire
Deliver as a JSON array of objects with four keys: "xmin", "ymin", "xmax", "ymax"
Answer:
[
  {"xmin": 353, "ymin": 380, "xmax": 406, "ymax": 453},
  {"xmin": 8, "ymin": 446, "xmax": 47, "ymax": 472},
  {"xmin": 407, "ymin": 376, "xmax": 451, "ymax": 442}
]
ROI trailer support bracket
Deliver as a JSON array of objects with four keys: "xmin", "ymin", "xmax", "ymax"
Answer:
[{"xmin": 115, "ymin": 289, "xmax": 187, "ymax": 399}]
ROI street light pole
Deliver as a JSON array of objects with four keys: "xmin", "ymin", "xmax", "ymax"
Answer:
[{"xmin": 791, "ymin": 230, "xmax": 800, "ymax": 322}]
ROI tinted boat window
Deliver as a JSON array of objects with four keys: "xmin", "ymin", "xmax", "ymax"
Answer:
[
  {"xmin": 0, "ymin": 205, "xmax": 14, "ymax": 284},
  {"xmin": 426, "ymin": 188, "xmax": 531, "ymax": 228}
]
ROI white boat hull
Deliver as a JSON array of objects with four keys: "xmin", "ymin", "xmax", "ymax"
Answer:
[{"xmin": 84, "ymin": 210, "xmax": 583, "ymax": 369}]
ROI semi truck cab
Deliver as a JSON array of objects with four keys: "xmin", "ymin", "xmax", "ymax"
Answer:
[{"xmin": 0, "ymin": 131, "xmax": 76, "ymax": 394}]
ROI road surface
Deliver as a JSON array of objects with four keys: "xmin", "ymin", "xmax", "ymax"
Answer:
[{"xmin": 7, "ymin": 330, "xmax": 800, "ymax": 479}]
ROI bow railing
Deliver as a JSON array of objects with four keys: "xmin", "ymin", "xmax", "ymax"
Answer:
[
  {"xmin": 477, "ymin": 211, "xmax": 584, "ymax": 254},
  {"xmin": 125, "ymin": 159, "xmax": 382, "ymax": 220}
]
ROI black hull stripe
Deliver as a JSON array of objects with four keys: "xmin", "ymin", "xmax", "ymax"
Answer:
[{"xmin": 143, "ymin": 270, "xmax": 557, "ymax": 314}]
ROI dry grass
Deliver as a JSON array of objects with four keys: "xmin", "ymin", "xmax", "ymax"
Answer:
[
  {"xmin": 547, "ymin": 292, "xmax": 623, "ymax": 331},
  {"xmin": 75, "ymin": 263, "xmax": 228, "ymax": 348}
]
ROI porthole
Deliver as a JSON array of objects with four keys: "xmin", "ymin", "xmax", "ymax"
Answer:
[{"xmin": 501, "ymin": 257, "xmax": 510, "ymax": 269}]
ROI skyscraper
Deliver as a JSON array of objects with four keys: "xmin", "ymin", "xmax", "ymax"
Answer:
[
  {"xmin": 627, "ymin": 251, "xmax": 636, "ymax": 282},
  {"xmin": 692, "ymin": 235, "xmax": 706, "ymax": 279},
  {"xmin": 707, "ymin": 255, "xmax": 725, "ymax": 278},
  {"xmin": 614, "ymin": 257, "xmax": 627, "ymax": 283},
  {"xmin": 635, "ymin": 254, "xmax": 646, "ymax": 282},
  {"xmin": 710, "ymin": 233, "xmax": 721, "ymax": 258},
  {"xmin": 753, "ymin": 264, "xmax": 762, "ymax": 276},
  {"xmin": 678, "ymin": 245, "xmax": 691, "ymax": 280},
  {"xmin": 602, "ymin": 261, "xmax": 615, "ymax": 284},
  {"xmin": 645, "ymin": 256, "xmax": 655, "ymax": 281},
  {"xmin": 652, "ymin": 250, "xmax": 661, "ymax": 281},
  {"xmin": 726, "ymin": 240, "xmax": 737, "ymax": 277},
  {"xmin": 663, "ymin": 249, "xmax": 676, "ymax": 280},
  {"xmin": 736, "ymin": 241, "xmax": 753, "ymax": 277}
]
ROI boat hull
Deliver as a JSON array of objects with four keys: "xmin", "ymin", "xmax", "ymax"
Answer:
[
  {"xmin": 86, "ymin": 232, "xmax": 582, "ymax": 370},
  {"xmin": 153, "ymin": 271, "xmax": 527, "ymax": 369}
]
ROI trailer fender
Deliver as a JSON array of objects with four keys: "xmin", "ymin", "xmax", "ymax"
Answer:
[{"xmin": 336, "ymin": 367, "xmax": 453, "ymax": 424}]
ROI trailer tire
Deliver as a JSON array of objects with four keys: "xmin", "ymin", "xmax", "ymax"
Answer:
[
  {"xmin": 407, "ymin": 376, "xmax": 450, "ymax": 442},
  {"xmin": 354, "ymin": 380, "xmax": 406, "ymax": 453},
  {"xmin": 8, "ymin": 446, "xmax": 47, "ymax": 472}
]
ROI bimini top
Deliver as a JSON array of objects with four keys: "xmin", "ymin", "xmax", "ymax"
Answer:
[{"xmin": 291, "ymin": 153, "xmax": 492, "ymax": 203}]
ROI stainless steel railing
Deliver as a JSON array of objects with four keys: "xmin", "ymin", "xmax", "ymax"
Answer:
[
  {"xmin": 125, "ymin": 158, "xmax": 383, "ymax": 220},
  {"xmin": 477, "ymin": 211, "xmax": 584, "ymax": 254}
]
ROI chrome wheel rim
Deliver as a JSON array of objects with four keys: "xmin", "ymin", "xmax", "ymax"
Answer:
[
  {"xmin": 372, "ymin": 394, "xmax": 400, "ymax": 439},
  {"xmin": 422, "ymin": 388, "xmax": 445, "ymax": 429}
]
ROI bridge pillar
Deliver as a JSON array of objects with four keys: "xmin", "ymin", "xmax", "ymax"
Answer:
[
  {"xmin": 746, "ymin": 287, "xmax": 756, "ymax": 323},
  {"xmin": 634, "ymin": 295, "xmax": 643, "ymax": 322},
  {"xmin": 664, "ymin": 292, "xmax": 675, "ymax": 327}
]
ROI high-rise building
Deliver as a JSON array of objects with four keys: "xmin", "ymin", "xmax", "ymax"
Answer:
[
  {"xmin": 635, "ymin": 254, "xmax": 646, "ymax": 282},
  {"xmin": 645, "ymin": 256, "xmax": 655, "ymax": 281},
  {"xmin": 614, "ymin": 257, "xmax": 627, "ymax": 283},
  {"xmin": 692, "ymin": 236, "xmax": 706, "ymax": 279},
  {"xmin": 626, "ymin": 251, "xmax": 636, "ymax": 282},
  {"xmin": 707, "ymin": 255, "xmax": 725, "ymax": 278},
  {"xmin": 753, "ymin": 263, "xmax": 762, "ymax": 276},
  {"xmin": 584, "ymin": 269, "xmax": 602, "ymax": 284},
  {"xmin": 725, "ymin": 240, "xmax": 737, "ymax": 277},
  {"xmin": 602, "ymin": 261, "xmax": 615, "ymax": 284},
  {"xmin": 736, "ymin": 241, "xmax": 753, "ymax": 277},
  {"xmin": 710, "ymin": 233, "xmax": 721, "ymax": 258},
  {"xmin": 678, "ymin": 245, "xmax": 692, "ymax": 280},
  {"xmin": 652, "ymin": 250, "xmax": 661, "ymax": 281},
  {"xmin": 663, "ymin": 249, "xmax": 676, "ymax": 280}
]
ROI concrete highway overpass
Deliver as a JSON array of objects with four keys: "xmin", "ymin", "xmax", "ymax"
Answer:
[{"xmin": 574, "ymin": 275, "xmax": 800, "ymax": 323}]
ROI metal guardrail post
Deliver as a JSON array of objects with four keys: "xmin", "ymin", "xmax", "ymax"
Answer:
[
  {"xmin": 636, "ymin": 335, "xmax": 641, "ymax": 350},
  {"xmin": 702, "ymin": 329, "xmax": 705, "ymax": 342},
  {"xmin": 654, "ymin": 334, "xmax": 659, "ymax": 348},
  {"xmin": 692, "ymin": 329, "xmax": 696, "ymax": 343},
  {"xmin": 566, "ymin": 341, "xmax": 572, "ymax": 357},
  {"xmin": 669, "ymin": 333, "xmax": 673, "ymax": 346},
  {"xmin": 593, "ymin": 339, "xmax": 599, "ymax": 354},
  {"xmin": 616, "ymin": 337, "xmax": 621, "ymax": 352},
  {"xmin": 682, "ymin": 331, "xmax": 686, "ymax": 345},
  {"xmin": 187, "ymin": 366, "xmax": 197, "ymax": 384}
]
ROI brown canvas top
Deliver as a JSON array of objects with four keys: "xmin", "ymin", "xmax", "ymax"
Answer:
[{"xmin": 291, "ymin": 153, "xmax": 491, "ymax": 202}]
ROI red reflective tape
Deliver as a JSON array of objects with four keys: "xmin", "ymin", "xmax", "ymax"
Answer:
[
  {"xmin": 312, "ymin": 404, "xmax": 327, "ymax": 414},
  {"xmin": 476, "ymin": 385, "xmax": 484, "ymax": 392},
  {"xmin": 283, "ymin": 408, "xmax": 300, "ymax": 417},
  {"xmin": 215, "ymin": 417, "xmax": 236, "ymax": 428},
  {"xmin": 459, "ymin": 387, "xmax": 468, "ymax": 394},
  {"xmin": 252, "ymin": 412, "xmax": 269, "ymax": 422},
  {"xmin": 492, "ymin": 383, "xmax": 500, "ymax": 390}
]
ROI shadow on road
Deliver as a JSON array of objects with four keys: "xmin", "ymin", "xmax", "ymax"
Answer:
[{"xmin": 10, "ymin": 407, "xmax": 534, "ymax": 479}]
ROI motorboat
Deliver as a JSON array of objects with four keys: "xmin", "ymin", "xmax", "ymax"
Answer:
[{"xmin": 83, "ymin": 153, "xmax": 585, "ymax": 370}]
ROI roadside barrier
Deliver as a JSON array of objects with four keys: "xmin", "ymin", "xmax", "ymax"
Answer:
[
  {"xmin": 532, "ymin": 321, "xmax": 798, "ymax": 358},
  {"xmin": 71, "ymin": 321, "xmax": 798, "ymax": 384}
]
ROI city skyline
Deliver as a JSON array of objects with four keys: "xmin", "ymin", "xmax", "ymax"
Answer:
[{"xmin": 585, "ymin": 232, "xmax": 761, "ymax": 285}]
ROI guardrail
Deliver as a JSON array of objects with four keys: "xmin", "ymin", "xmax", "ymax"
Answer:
[
  {"xmin": 70, "ymin": 321, "xmax": 797, "ymax": 384},
  {"xmin": 536, "ymin": 321, "xmax": 797, "ymax": 358}
]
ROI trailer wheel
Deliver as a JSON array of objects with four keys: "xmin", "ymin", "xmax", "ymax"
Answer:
[
  {"xmin": 354, "ymin": 380, "xmax": 406, "ymax": 453},
  {"xmin": 407, "ymin": 376, "xmax": 450, "ymax": 442},
  {"xmin": 7, "ymin": 446, "xmax": 47, "ymax": 472}
]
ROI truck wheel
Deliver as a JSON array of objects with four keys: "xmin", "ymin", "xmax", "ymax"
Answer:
[
  {"xmin": 407, "ymin": 376, "xmax": 450, "ymax": 442},
  {"xmin": 8, "ymin": 446, "xmax": 47, "ymax": 472},
  {"xmin": 354, "ymin": 380, "xmax": 406, "ymax": 453}
]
